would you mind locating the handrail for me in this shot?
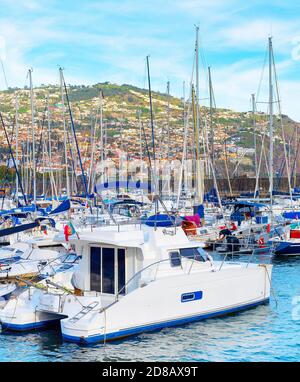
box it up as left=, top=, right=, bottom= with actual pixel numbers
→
left=116, top=258, right=171, bottom=298
left=102, top=253, right=203, bottom=310
left=102, top=251, right=218, bottom=313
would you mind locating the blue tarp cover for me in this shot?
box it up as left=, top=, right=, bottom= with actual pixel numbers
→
left=282, top=211, right=300, bottom=220
left=143, top=214, right=182, bottom=227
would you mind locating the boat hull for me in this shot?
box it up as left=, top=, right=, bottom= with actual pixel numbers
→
left=61, top=263, right=272, bottom=344
left=62, top=298, right=269, bottom=344
left=274, top=241, right=300, bottom=256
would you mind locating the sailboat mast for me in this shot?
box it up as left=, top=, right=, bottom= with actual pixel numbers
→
left=166, top=81, right=171, bottom=197
left=295, top=125, right=298, bottom=188
left=15, top=94, right=19, bottom=202
left=208, top=66, right=214, bottom=168
left=42, top=131, right=45, bottom=197
left=194, top=26, right=204, bottom=204
left=252, top=94, right=257, bottom=181
left=195, top=26, right=200, bottom=136
left=138, top=109, right=143, bottom=186
left=46, top=95, right=56, bottom=200
left=59, top=67, right=70, bottom=198
left=146, top=56, right=158, bottom=207
left=100, top=90, right=104, bottom=163
left=146, top=56, right=156, bottom=163
left=268, top=37, right=274, bottom=209
left=28, top=69, right=36, bottom=207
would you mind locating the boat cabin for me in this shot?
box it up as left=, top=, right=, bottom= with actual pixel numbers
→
left=67, top=225, right=210, bottom=303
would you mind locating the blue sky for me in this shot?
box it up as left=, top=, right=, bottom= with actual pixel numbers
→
left=1, top=0, right=300, bottom=120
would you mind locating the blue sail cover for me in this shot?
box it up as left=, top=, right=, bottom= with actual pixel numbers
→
left=282, top=211, right=300, bottom=220
left=143, top=214, right=182, bottom=227
left=0, top=204, right=36, bottom=217
left=204, top=188, right=218, bottom=203
left=0, top=218, right=56, bottom=238
left=49, top=199, right=71, bottom=215
left=0, top=221, right=39, bottom=237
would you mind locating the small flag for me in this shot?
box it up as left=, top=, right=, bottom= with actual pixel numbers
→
left=64, top=220, right=78, bottom=241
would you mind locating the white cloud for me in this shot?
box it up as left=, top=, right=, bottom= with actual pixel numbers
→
left=0, top=0, right=299, bottom=123
left=214, top=18, right=300, bottom=53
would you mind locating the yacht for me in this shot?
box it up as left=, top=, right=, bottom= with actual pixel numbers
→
left=0, top=223, right=273, bottom=344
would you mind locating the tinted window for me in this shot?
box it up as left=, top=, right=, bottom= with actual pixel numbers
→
left=169, top=251, right=181, bottom=267
left=179, top=247, right=207, bottom=262
left=90, top=247, right=101, bottom=292
left=102, top=247, right=115, bottom=294
left=118, top=248, right=126, bottom=295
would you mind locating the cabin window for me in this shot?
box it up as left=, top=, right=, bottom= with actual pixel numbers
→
left=90, top=247, right=101, bottom=292
left=102, top=247, right=115, bottom=294
left=118, top=248, right=126, bottom=295
left=90, top=246, right=126, bottom=295
left=169, top=251, right=181, bottom=267
left=179, top=247, right=208, bottom=262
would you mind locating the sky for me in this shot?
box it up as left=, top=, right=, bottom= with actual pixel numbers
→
left=0, top=0, right=300, bottom=120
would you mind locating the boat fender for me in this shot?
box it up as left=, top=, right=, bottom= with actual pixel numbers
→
left=64, top=224, right=72, bottom=242
left=230, top=222, right=237, bottom=231
left=258, top=237, right=265, bottom=248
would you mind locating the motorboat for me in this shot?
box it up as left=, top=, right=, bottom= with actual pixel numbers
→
left=0, top=223, right=272, bottom=344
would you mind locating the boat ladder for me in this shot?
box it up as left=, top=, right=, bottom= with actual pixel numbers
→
left=69, top=301, right=99, bottom=323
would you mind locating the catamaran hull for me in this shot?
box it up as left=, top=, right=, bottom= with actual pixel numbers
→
left=61, top=264, right=272, bottom=344
left=1, top=318, right=61, bottom=331
left=61, top=298, right=269, bottom=344
left=0, top=306, right=62, bottom=331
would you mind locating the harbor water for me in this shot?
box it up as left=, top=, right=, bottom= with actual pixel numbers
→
left=0, top=253, right=299, bottom=362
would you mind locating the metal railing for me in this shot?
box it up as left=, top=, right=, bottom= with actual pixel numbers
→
left=100, top=252, right=230, bottom=313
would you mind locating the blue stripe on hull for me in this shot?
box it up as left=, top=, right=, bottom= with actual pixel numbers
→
left=62, top=298, right=270, bottom=344
left=1, top=318, right=61, bottom=331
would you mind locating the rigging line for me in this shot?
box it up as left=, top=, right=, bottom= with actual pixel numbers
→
left=142, top=57, right=148, bottom=92
left=35, top=102, right=48, bottom=168
left=66, top=128, right=79, bottom=195
left=0, top=58, right=8, bottom=89
left=88, top=94, right=102, bottom=194
left=256, top=41, right=269, bottom=103
left=291, top=139, right=300, bottom=183
left=141, top=121, right=176, bottom=227
left=254, top=122, right=269, bottom=197
left=272, top=46, right=293, bottom=200
left=62, top=75, right=91, bottom=206
left=3, top=118, right=17, bottom=185
left=176, top=89, right=192, bottom=208
left=203, top=116, right=223, bottom=210
left=0, top=111, right=27, bottom=204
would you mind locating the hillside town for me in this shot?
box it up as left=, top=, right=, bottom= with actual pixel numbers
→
left=0, top=82, right=298, bottom=183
